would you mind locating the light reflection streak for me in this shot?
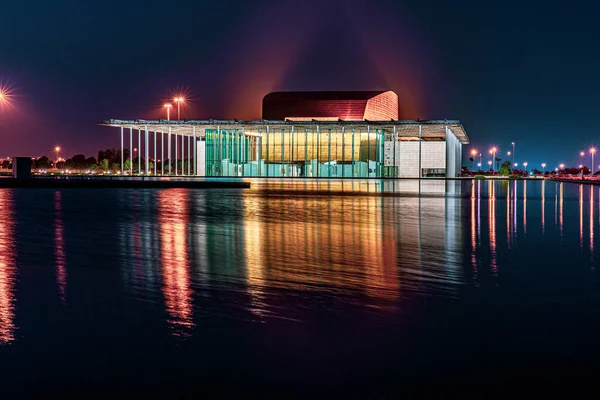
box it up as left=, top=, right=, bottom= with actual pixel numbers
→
left=158, top=189, right=194, bottom=336
left=513, top=180, right=517, bottom=241
left=506, top=181, right=511, bottom=249
left=488, top=180, right=497, bottom=274
left=0, top=190, right=16, bottom=344
left=471, top=180, right=477, bottom=274
left=54, top=191, right=67, bottom=303
left=591, top=187, right=595, bottom=262
left=580, top=184, right=583, bottom=250
left=523, top=180, right=527, bottom=235
left=477, top=180, right=481, bottom=246
left=541, top=180, right=545, bottom=234
left=560, top=182, right=564, bottom=240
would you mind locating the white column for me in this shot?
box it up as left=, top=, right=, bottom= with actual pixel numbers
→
left=418, top=124, right=422, bottom=178
left=193, top=126, right=197, bottom=176
left=168, top=127, right=172, bottom=176
left=154, top=131, right=157, bottom=175
left=138, top=129, right=141, bottom=174
left=129, top=127, right=133, bottom=176
left=120, top=126, right=124, bottom=175
left=145, top=125, right=149, bottom=175
left=188, top=134, right=191, bottom=175
left=175, top=131, right=178, bottom=176
left=161, top=131, right=164, bottom=176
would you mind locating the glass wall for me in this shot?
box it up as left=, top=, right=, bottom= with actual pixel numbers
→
left=204, top=125, right=451, bottom=178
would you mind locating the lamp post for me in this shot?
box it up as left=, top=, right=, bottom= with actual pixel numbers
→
left=542, top=163, right=546, bottom=173
left=164, top=103, right=172, bottom=121
left=591, top=148, right=596, bottom=176
left=479, top=153, right=482, bottom=168
left=511, top=142, right=515, bottom=167
left=507, top=151, right=511, bottom=172
left=489, top=147, right=497, bottom=173
left=55, top=146, right=61, bottom=168
left=470, top=149, right=477, bottom=173
left=580, top=151, right=585, bottom=168
left=523, top=162, right=528, bottom=173
left=173, top=96, right=185, bottom=120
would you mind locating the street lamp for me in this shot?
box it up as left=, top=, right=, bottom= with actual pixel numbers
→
left=488, top=160, right=492, bottom=171
left=541, top=163, right=546, bottom=170
left=470, top=149, right=477, bottom=173
left=163, top=103, right=172, bottom=121
left=590, top=147, right=596, bottom=176
left=580, top=151, right=585, bottom=167
left=559, top=163, right=565, bottom=170
left=511, top=142, right=515, bottom=168
left=173, top=96, right=185, bottom=120
left=55, top=146, right=61, bottom=167
left=523, top=162, right=528, bottom=173
left=489, top=147, right=497, bottom=172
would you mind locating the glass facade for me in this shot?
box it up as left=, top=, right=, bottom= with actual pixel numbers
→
left=204, top=126, right=423, bottom=178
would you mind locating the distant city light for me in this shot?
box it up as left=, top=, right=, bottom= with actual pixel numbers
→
left=559, top=163, right=565, bottom=169
left=173, top=96, right=185, bottom=120
left=514, top=163, right=518, bottom=167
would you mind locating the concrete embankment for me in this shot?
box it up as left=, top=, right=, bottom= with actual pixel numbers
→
left=0, top=177, right=250, bottom=189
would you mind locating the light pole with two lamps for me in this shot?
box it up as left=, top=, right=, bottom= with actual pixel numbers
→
left=591, top=147, right=596, bottom=176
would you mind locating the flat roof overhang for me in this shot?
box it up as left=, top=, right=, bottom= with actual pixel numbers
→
left=99, top=119, right=470, bottom=144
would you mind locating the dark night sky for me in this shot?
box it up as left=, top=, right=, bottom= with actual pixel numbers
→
left=1, top=0, right=599, bottom=169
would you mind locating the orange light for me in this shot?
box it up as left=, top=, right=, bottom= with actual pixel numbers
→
left=470, top=149, right=477, bottom=156
left=164, top=103, right=172, bottom=108
left=591, top=148, right=597, bottom=154
left=55, top=146, right=60, bottom=152
left=581, top=151, right=585, bottom=157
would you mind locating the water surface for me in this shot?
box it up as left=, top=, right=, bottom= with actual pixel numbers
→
left=0, top=179, right=599, bottom=393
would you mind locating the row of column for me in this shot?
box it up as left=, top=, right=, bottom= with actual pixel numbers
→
left=119, top=125, right=198, bottom=176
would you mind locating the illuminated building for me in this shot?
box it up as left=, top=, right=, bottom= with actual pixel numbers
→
left=100, top=91, right=469, bottom=178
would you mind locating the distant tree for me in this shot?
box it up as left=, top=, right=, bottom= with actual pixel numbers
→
left=110, top=163, right=120, bottom=172
left=99, top=159, right=110, bottom=172
left=499, top=160, right=511, bottom=176
left=90, top=164, right=100, bottom=171
left=34, top=156, right=51, bottom=169
left=85, top=156, right=97, bottom=168
left=56, top=161, right=66, bottom=169
left=1, top=159, right=12, bottom=169
left=148, top=161, right=154, bottom=173
left=97, top=148, right=120, bottom=165
left=70, top=154, right=87, bottom=170
left=124, top=159, right=132, bottom=172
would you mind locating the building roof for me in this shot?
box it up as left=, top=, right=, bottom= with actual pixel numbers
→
left=99, top=119, right=470, bottom=144
left=262, top=90, right=399, bottom=121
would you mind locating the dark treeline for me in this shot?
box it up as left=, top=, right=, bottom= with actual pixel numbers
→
left=1, top=148, right=193, bottom=173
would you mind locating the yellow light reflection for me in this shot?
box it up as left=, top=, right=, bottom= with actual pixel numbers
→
left=158, top=189, right=194, bottom=336
left=54, top=191, right=67, bottom=303
left=0, top=190, right=16, bottom=344
left=471, top=180, right=477, bottom=273
left=241, top=194, right=399, bottom=307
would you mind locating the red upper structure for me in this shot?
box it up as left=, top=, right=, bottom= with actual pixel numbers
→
left=262, top=91, right=399, bottom=121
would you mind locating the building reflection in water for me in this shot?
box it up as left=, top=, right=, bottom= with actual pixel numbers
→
left=158, top=189, right=194, bottom=336
left=54, top=191, right=67, bottom=303
left=0, top=190, right=16, bottom=344
left=239, top=182, right=468, bottom=309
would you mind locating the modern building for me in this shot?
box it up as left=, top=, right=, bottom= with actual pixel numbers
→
left=100, top=90, right=469, bottom=178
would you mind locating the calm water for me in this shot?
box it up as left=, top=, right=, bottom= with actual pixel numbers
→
left=1, top=179, right=600, bottom=393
